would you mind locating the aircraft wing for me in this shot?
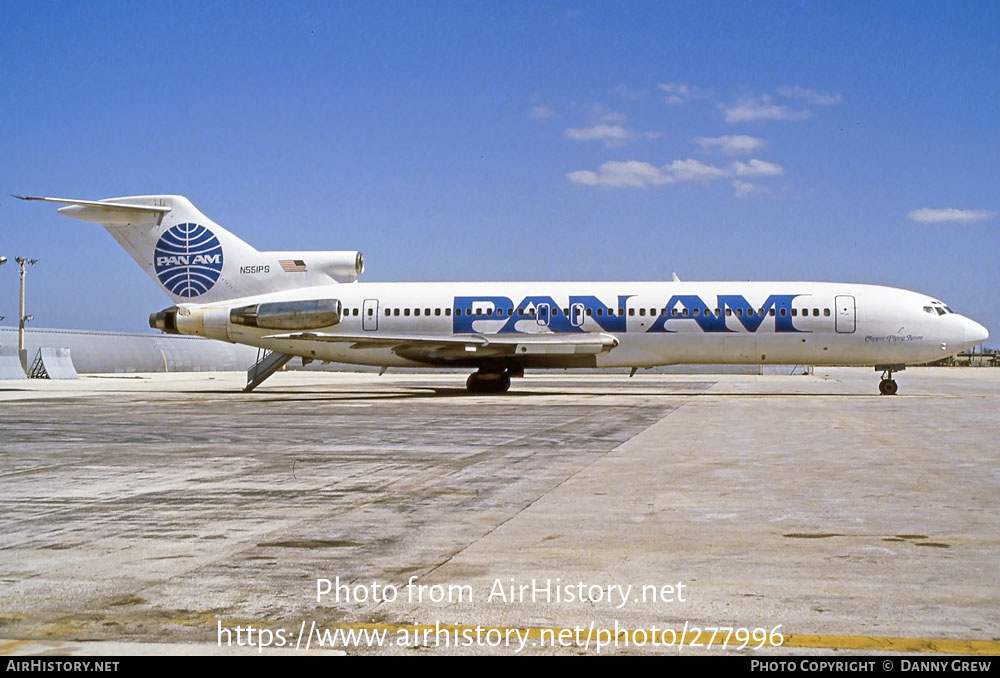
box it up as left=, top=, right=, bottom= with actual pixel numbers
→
left=262, top=332, right=619, bottom=360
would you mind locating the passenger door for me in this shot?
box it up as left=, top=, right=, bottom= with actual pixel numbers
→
left=363, top=298, right=379, bottom=331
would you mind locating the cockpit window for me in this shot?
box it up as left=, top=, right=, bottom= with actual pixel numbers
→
left=926, top=301, right=955, bottom=315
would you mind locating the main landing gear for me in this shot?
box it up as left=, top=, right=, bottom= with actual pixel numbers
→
left=877, top=365, right=904, bottom=395
left=466, top=369, right=512, bottom=393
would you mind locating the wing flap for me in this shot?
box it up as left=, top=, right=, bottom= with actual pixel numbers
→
left=262, top=332, right=619, bottom=359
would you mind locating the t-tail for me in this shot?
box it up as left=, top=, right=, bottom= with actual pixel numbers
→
left=15, top=195, right=364, bottom=304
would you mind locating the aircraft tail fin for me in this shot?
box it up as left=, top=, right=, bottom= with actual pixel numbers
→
left=17, top=195, right=364, bottom=304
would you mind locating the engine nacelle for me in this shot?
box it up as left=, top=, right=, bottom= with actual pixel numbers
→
left=229, top=298, right=342, bottom=330
left=318, top=251, right=364, bottom=282
left=149, top=307, right=180, bottom=334
left=276, top=251, right=364, bottom=282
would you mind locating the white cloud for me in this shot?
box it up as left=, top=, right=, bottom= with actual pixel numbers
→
left=564, top=124, right=631, bottom=147
left=611, top=84, right=648, bottom=101
left=907, top=208, right=996, bottom=223
left=643, top=130, right=663, bottom=140
left=664, top=158, right=728, bottom=181
left=732, top=180, right=769, bottom=198
left=529, top=104, right=555, bottom=119
left=695, top=134, right=766, bottom=155
left=568, top=161, right=670, bottom=187
left=778, top=86, right=842, bottom=106
left=721, top=96, right=811, bottom=123
left=567, top=158, right=727, bottom=187
left=733, top=158, right=786, bottom=176
left=599, top=111, right=627, bottom=124
left=568, top=156, right=786, bottom=189
left=658, top=82, right=692, bottom=105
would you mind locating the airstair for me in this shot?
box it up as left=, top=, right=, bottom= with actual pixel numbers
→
left=244, top=348, right=294, bottom=392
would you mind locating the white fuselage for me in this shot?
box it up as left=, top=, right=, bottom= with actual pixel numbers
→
left=176, top=280, right=987, bottom=369
left=22, top=194, right=988, bottom=382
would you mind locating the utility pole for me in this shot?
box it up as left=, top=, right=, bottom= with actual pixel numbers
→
left=15, top=257, right=37, bottom=371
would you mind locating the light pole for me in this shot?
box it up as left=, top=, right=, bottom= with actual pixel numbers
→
left=0, top=256, right=6, bottom=322
left=15, top=257, right=37, bottom=371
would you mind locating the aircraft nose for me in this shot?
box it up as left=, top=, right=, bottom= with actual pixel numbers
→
left=963, top=317, right=989, bottom=349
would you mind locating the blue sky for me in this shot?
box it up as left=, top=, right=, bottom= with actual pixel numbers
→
left=1, top=1, right=997, bottom=342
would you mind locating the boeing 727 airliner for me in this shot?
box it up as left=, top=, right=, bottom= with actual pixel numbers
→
left=18, top=194, right=989, bottom=394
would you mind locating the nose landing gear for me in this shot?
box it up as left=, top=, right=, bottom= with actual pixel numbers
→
left=876, top=365, right=904, bottom=395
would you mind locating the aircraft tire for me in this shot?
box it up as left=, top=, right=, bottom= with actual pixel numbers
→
left=879, top=379, right=898, bottom=396
left=466, top=372, right=511, bottom=394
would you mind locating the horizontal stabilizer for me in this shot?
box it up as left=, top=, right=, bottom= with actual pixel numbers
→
left=15, top=195, right=171, bottom=226
left=14, top=195, right=172, bottom=213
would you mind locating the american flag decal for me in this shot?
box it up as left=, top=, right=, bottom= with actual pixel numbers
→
left=279, top=259, right=307, bottom=273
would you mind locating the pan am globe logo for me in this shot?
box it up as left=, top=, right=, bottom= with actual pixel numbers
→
left=153, top=223, right=224, bottom=297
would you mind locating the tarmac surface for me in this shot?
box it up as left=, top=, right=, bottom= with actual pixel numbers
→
left=1, top=368, right=998, bottom=656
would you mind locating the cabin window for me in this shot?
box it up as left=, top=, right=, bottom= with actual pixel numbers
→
left=779, top=308, right=786, bottom=316
left=823, top=308, right=831, bottom=317
left=435, top=308, right=441, bottom=316
left=445, top=308, right=451, bottom=316
left=394, top=309, right=400, bottom=316
left=629, top=308, right=636, bottom=316
left=791, top=308, right=798, bottom=316
left=813, top=308, right=819, bottom=316
left=726, top=308, right=732, bottom=317
left=639, top=308, right=646, bottom=316
left=586, top=308, right=592, bottom=316
left=736, top=308, right=743, bottom=317
left=404, top=308, right=411, bottom=316
left=769, top=308, right=775, bottom=317
left=596, top=308, right=603, bottom=316
left=671, top=308, right=678, bottom=317
left=476, top=309, right=483, bottom=316
left=384, top=309, right=390, bottom=316
left=414, top=309, right=421, bottom=316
